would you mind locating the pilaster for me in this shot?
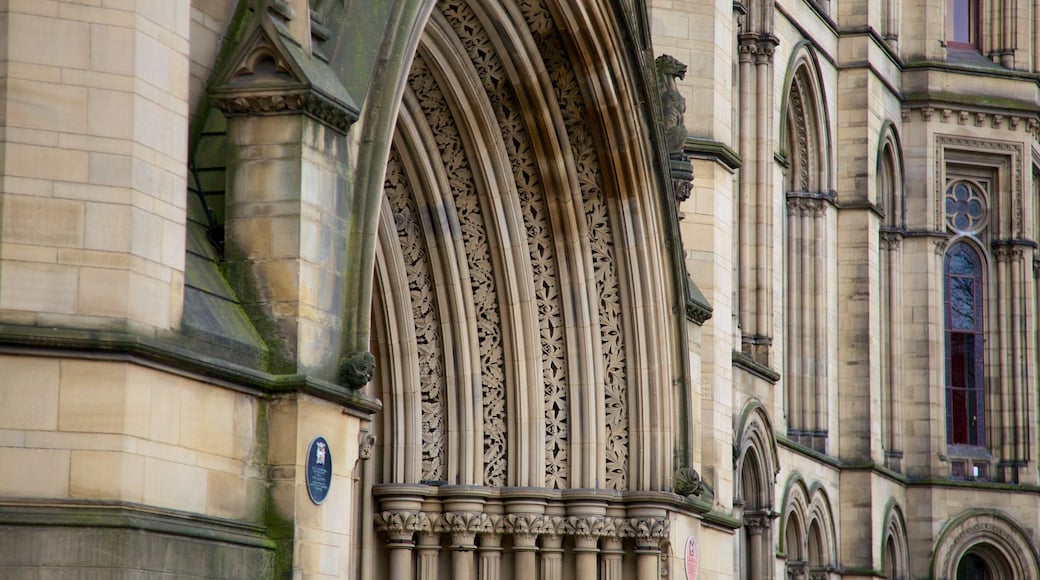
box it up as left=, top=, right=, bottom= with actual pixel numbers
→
left=209, top=1, right=360, bottom=381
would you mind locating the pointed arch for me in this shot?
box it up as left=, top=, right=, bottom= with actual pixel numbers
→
left=806, top=484, right=838, bottom=574
left=780, top=43, right=832, bottom=197
left=932, top=510, right=1040, bottom=580
left=779, top=475, right=810, bottom=560
left=878, top=121, right=906, bottom=471
left=736, top=400, right=779, bottom=580
left=782, top=42, right=834, bottom=453
left=881, top=502, right=910, bottom=580
left=371, top=0, right=691, bottom=498
left=877, top=122, right=905, bottom=228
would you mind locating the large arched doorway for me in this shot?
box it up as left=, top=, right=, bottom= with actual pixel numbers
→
left=368, top=0, right=692, bottom=578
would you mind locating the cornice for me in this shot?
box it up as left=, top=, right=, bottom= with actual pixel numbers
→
left=0, top=324, right=381, bottom=416
left=0, top=499, right=274, bottom=549
left=684, top=136, right=742, bottom=171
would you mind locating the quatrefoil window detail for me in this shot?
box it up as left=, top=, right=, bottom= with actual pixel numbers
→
left=945, top=180, right=987, bottom=233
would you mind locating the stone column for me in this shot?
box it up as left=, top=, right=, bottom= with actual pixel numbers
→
left=601, top=537, right=624, bottom=580
left=539, top=533, right=563, bottom=580
left=574, top=534, right=600, bottom=580
left=416, top=531, right=441, bottom=580
left=881, top=231, right=904, bottom=470
left=745, top=514, right=772, bottom=580
left=375, top=511, right=420, bottom=580
left=478, top=533, right=502, bottom=580
left=628, top=517, right=668, bottom=580
left=514, top=533, right=541, bottom=580
left=450, top=529, right=477, bottom=580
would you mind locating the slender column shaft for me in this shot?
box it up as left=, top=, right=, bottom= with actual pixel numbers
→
left=451, top=533, right=476, bottom=580
left=739, top=44, right=755, bottom=340
left=801, top=206, right=814, bottom=434
left=787, top=201, right=802, bottom=434
left=755, top=49, right=772, bottom=350
left=889, top=238, right=904, bottom=458
left=601, top=537, right=624, bottom=580
left=574, top=535, right=599, bottom=580
left=1012, top=253, right=1023, bottom=463
left=539, top=534, right=563, bottom=580
left=636, top=548, right=660, bottom=580
left=998, top=254, right=1012, bottom=461
left=748, top=526, right=764, bottom=580
left=416, top=532, right=440, bottom=580
left=813, top=205, right=827, bottom=447
left=478, top=534, right=502, bottom=580
left=515, top=534, right=540, bottom=580
left=388, top=536, right=416, bottom=580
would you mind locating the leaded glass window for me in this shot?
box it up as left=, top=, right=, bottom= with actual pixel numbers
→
left=944, top=242, right=985, bottom=446
left=945, top=180, right=987, bottom=233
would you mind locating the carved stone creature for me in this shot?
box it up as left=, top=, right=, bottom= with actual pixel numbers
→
left=674, top=466, right=714, bottom=500
left=656, top=54, right=689, bottom=158
left=340, top=351, right=376, bottom=388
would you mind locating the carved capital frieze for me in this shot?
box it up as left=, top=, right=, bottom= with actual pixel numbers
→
left=375, top=510, right=424, bottom=543
left=620, top=517, right=670, bottom=544
left=565, top=515, right=608, bottom=539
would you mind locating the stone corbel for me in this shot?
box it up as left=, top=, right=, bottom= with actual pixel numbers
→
left=209, top=2, right=359, bottom=134
left=340, top=351, right=376, bottom=389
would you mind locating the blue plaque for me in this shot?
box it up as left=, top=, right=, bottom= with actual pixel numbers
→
left=306, top=436, right=332, bottom=505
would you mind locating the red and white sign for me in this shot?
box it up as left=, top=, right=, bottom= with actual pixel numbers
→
left=685, top=536, right=699, bottom=580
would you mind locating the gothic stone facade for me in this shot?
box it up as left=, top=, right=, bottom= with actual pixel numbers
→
left=1, top=0, right=1039, bottom=579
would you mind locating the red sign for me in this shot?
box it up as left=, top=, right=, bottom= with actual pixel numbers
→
left=685, top=536, right=699, bottom=580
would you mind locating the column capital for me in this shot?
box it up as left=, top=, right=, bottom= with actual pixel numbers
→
left=375, top=510, right=427, bottom=544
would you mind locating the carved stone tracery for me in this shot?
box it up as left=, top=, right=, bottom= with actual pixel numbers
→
left=439, top=0, right=574, bottom=489
left=518, top=0, right=630, bottom=490
left=407, top=51, right=509, bottom=487
left=384, top=147, right=447, bottom=483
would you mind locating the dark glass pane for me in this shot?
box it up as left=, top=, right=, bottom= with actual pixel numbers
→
left=945, top=242, right=984, bottom=448
left=950, top=388, right=968, bottom=444
left=967, top=199, right=983, bottom=218
left=954, top=183, right=970, bottom=200
left=951, top=0, right=971, bottom=43
left=949, top=277, right=976, bottom=330
left=950, top=334, right=968, bottom=387
left=968, top=389, right=979, bottom=446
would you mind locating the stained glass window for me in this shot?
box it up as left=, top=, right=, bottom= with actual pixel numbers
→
left=944, top=242, right=985, bottom=446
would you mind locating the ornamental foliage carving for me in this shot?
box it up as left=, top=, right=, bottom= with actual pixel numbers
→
left=384, top=147, right=446, bottom=483
left=441, top=0, right=573, bottom=490
left=380, top=510, right=670, bottom=545
left=519, top=0, right=630, bottom=490
left=407, top=52, right=509, bottom=487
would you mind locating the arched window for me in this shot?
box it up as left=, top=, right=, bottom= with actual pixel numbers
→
left=944, top=242, right=985, bottom=447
